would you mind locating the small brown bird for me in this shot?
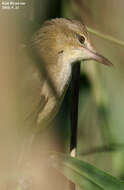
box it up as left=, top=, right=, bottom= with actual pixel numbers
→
left=22, top=18, right=112, bottom=130
left=16, top=18, right=112, bottom=188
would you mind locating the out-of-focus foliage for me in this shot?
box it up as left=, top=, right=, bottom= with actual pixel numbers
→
left=61, top=0, right=124, bottom=180
left=50, top=152, right=124, bottom=190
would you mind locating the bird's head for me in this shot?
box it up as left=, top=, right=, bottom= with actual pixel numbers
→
left=32, top=18, right=112, bottom=67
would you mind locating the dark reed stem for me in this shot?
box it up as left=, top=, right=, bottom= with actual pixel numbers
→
left=70, top=62, right=80, bottom=190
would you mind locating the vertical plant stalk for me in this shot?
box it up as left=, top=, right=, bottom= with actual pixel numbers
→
left=70, top=62, right=80, bottom=190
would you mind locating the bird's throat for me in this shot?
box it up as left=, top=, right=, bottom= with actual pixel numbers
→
left=46, top=58, right=72, bottom=97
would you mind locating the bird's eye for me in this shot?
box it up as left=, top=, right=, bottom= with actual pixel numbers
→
left=77, top=35, right=85, bottom=44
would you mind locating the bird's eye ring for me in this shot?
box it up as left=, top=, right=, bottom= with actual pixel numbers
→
left=77, top=35, right=85, bottom=44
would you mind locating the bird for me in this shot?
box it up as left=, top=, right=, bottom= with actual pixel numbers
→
left=16, top=18, right=112, bottom=187
left=20, top=18, right=112, bottom=132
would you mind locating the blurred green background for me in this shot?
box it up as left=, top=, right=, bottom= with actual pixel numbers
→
left=0, top=0, right=124, bottom=189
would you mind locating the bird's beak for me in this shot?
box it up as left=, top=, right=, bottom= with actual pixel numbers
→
left=82, top=45, right=113, bottom=66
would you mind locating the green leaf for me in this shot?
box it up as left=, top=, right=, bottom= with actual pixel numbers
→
left=50, top=152, right=124, bottom=190
left=59, top=162, right=103, bottom=190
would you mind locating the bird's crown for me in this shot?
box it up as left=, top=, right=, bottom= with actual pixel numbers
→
left=32, top=18, right=112, bottom=67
